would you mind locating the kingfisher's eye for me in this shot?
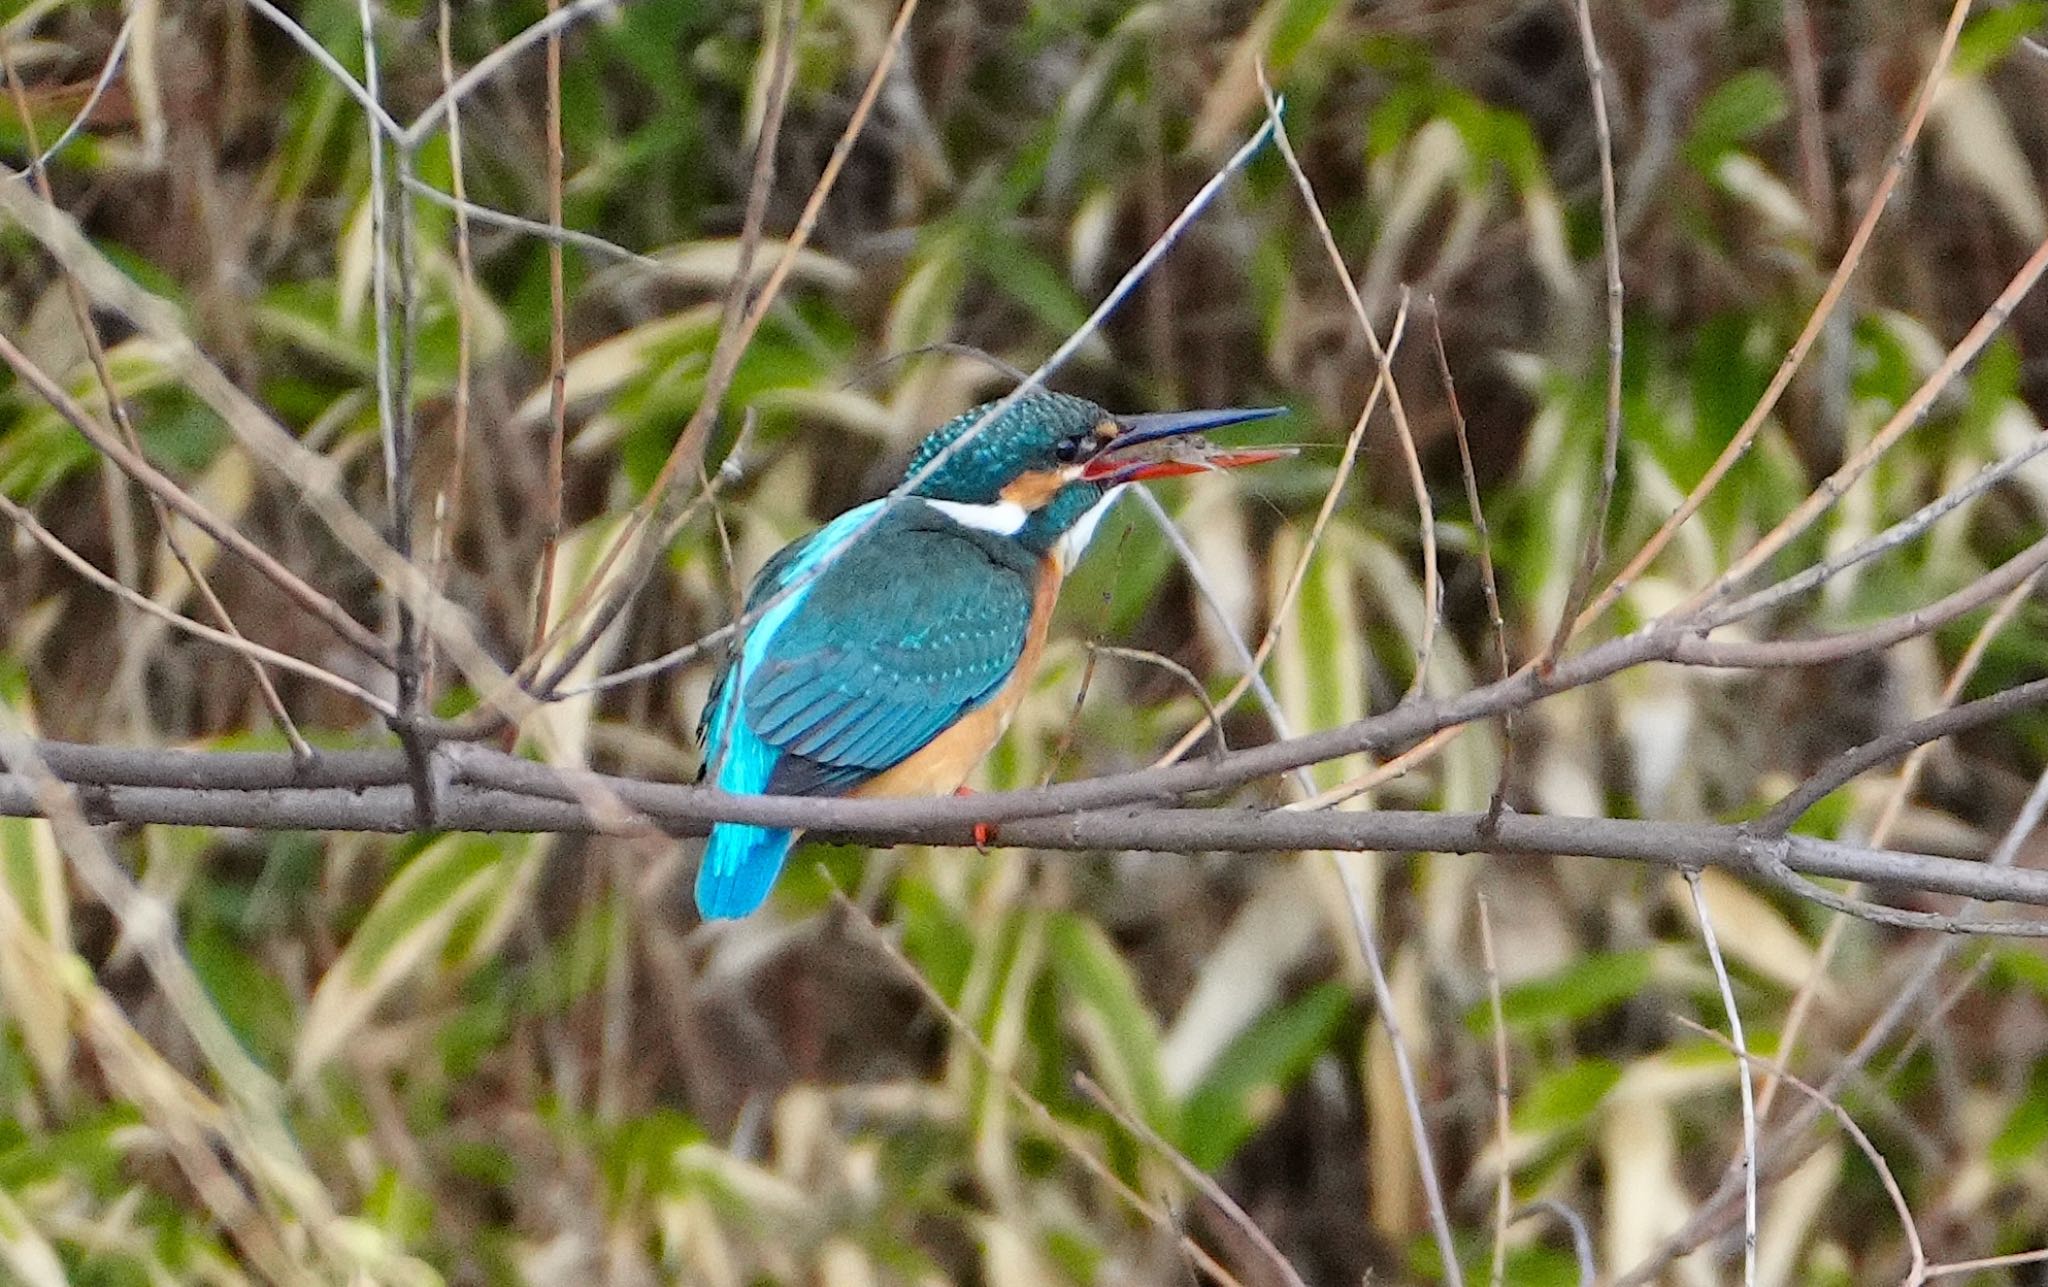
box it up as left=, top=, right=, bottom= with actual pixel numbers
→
left=1054, top=435, right=1086, bottom=463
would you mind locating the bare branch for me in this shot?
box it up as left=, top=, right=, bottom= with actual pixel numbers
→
left=1761, top=675, right=2048, bottom=835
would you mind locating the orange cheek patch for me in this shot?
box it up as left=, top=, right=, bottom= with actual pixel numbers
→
left=999, top=469, right=1067, bottom=509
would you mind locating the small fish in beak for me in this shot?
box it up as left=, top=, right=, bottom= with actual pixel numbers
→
left=1081, top=406, right=1294, bottom=484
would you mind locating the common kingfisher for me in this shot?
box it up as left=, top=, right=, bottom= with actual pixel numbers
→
left=694, top=391, right=1285, bottom=919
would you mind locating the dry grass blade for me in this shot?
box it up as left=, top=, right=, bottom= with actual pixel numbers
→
left=1074, top=1072, right=1309, bottom=1287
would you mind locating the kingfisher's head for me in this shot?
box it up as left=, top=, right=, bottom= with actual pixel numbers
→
left=903, top=392, right=1286, bottom=560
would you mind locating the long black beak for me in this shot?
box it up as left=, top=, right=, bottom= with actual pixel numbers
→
left=1106, top=406, right=1286, bottom=452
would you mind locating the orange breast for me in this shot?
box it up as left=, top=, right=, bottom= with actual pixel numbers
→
left=850, top=558, right=1062, bottom=800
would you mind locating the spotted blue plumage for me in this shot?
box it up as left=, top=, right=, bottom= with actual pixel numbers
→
left=695, top=500, right=1037, bottom=919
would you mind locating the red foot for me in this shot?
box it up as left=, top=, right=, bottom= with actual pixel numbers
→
left=954, top=785, right=999, bottom=852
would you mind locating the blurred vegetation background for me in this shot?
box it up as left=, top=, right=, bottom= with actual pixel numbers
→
left=5, top=0, right=2048, bottom=1282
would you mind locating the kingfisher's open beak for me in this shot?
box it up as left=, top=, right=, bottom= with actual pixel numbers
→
left=1081, top=406, right=1291, bottom=484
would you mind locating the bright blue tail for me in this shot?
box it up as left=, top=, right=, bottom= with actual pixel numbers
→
left=696, top=823, right=796, bottom=919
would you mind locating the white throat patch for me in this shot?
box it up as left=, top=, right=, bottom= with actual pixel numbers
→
left=1054, top=484, right=1127, bottom=572
left=925, top=498, right=1030, bottom=536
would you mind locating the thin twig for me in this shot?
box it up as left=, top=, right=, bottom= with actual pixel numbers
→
left=16, top=11, right=134, bottom=171
left=402, top=0, right=625, bottom=148
left=1, top=32, right=310, bottom=759
left=361, top=0, right=432, bottom=817
left=529, top=0, right=570, bottom=657
left=1258, top=73, right=1440, bottom=701
left=0, top=494, right=398, bottom=718
left=1673, top=1017, right=1923, bottom=1282
left=1512, top=1200, right=1595, bottom=1287
left=1477, top=895, right=1512, bottom=1287
left=1431, top=305, right=1510, bottom=829
left=1281, top=724, right=1465, bottom=812
left=1686, top=870, right=1757, bottom=1285
left=1074, top=1074, right=1308, bottom=1287
left=238, top=0, right=404, bottom=140
left=828, top=889, right=1250, bottom=1287
left=1543, top=0, right=1624, bottom=669
left=1919, top=1248, right=2048, bottom=1281
left=1089, top=646, right=1229, bottom=758
left=1155, top=294, right=1410, bottom=767
left=1575, top=0, right=1972, bottom=636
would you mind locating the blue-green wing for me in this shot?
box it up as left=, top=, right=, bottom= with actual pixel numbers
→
left=742, top=508, right=1036, bottom=795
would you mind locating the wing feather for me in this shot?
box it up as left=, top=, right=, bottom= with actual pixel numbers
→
left=735, top=504, right=1037, bottom=791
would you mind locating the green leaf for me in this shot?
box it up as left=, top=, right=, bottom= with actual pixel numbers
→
left=1471, top=951, right=1655, bottom=1032
left=1685, top=70, right=1788, bottom=169
left=1955, top=2, right=2048, bottom=78
left=1180, top=983, right=1350, bottom=1169
left=1049, top=914, right=1175, bottom=1137
left=1512, top=1058, right=1624, bottom=1134
left=1991, top=1062, right=2048, bottom=1172
left=973, top=234, right=1092, bottom=341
